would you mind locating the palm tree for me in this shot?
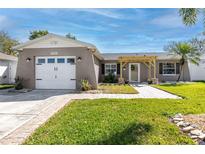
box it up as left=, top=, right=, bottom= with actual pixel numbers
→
left=179, top=8, right=201, bottom=26
left=164, top=42, right=201, bottom=81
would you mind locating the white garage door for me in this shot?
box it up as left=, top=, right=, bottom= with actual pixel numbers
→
left=35, top=56, right=76, bottom=89
left=188, top=59, right=205, bottom=81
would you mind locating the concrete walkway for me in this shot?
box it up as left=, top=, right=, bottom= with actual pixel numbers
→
left=131, top=83, right=180, bottom=98
left=0, top=85, right=180, bottom=144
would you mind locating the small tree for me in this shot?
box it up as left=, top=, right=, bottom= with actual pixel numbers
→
left=65, top=33, right=76, bottom=40
left=164, top=42, right=201, bottom=81
left=0, top=31, right=19, bottom=55
left=29, top=30, right=49, bottom=40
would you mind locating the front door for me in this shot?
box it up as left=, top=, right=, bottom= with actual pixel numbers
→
left=129, top=63, right=140, bottom=82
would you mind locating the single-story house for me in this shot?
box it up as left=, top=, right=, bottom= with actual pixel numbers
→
left=13, top=33, right=205, bottom=90
left=0, top=52, right=18, bottom=84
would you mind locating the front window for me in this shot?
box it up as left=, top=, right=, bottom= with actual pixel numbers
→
left=47, top=58, right=55, bottom=63
left=67, top=58, right=75, bottom=64
left=162, top=63, right=176, bottom=75
left=105, top=63, right=117, bottom=75
left=57, top=58, right=65, bottom=63
left=37, top=58, right=45, bottom=64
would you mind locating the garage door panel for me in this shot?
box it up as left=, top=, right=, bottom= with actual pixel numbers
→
left=35, top=56, right=76, bottom=89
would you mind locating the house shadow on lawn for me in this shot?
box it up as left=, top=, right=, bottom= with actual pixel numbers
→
left=88, top=123, right=152, bottom=145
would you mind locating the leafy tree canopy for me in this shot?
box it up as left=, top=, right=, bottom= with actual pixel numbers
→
left=29, top=30, right=49, bottom=40
left=0, top=31, right=19, bottom=56
left=65, top=33, right=77, bottom=40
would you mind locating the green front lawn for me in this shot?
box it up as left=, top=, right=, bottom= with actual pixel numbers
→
left=24, top=82, right=205, bottom=145
left=0, top=84, right=14, bottom=90
left=98, top=84, right=138, bottom=94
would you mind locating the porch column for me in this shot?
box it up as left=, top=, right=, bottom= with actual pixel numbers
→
left=120, top=61, right=123, bottom=79
left=153, top=59, right=156, bottom=79
left=148, top=62, right=151, bottom=80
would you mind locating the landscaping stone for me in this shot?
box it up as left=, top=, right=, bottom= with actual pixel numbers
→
left=190, top=124, right=198, bottom=128
left=189, top=135, right=198, bottom=139
left=176, top=121, right=190, bottom=127
left=199, top=141, right=205, bottom=145
left=182, top=126, right=195, bottom=132
left=173, top=117, right=183, bottom=121
left=176, top=121, right=184, bottom=126
left=172, top=113, right=205, bottom=145
left=174, top=113, right=183, bottom=118
left=198, top=134, right=205, bottom=140
left=190, top=129, right=202, bottom=136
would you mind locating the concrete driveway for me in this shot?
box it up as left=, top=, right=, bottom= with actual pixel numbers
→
left=0, top=89, right=72, bottom=141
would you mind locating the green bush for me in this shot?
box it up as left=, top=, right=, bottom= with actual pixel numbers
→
left=147, top=79, right=153, bottom=84
left=81, top=79, right=92, bottom=91
left=15, top=76, right=24, bottom=90
left=103, top=73, right=117, bottom=83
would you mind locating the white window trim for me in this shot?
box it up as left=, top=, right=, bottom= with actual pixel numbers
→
left=104, top=63, right=117, bottom=76
left=162, top=62, right=177, bottom=76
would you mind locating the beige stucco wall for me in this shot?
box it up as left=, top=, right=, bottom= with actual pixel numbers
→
left=100, top=59, right=191, bottom=82
left=156, top=60, right=190, bottom=82
left=16, top=47, right=98, bottom=90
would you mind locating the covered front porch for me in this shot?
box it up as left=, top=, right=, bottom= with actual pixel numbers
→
left=118, top=55, right=158, bottom=84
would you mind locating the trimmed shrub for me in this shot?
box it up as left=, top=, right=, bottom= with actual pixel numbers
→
left=15, top=76, right=24, bottom=90
left=103, top=73, right=117, bottom=83
left=81, top=79, right=92, bottom=91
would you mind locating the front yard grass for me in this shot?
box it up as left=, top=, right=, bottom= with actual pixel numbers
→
left=24, top=82, right=205, bottom=145
left=0, top=84, right=14, bottom=90
left=98, top=84, right=138, bottom=94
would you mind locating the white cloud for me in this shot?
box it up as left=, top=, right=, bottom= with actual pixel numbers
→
left=67, top=22, right=107, bottom=31
left=150, top=11, right=185, bottom=28
left=0, top=15, right=11, bottom=30
left=72, top=9, right=124, bottom=19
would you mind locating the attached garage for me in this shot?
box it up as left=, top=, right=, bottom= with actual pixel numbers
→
left=14, top=33, right=102, bottom=90
left=35, top=56, right=76, bottom=89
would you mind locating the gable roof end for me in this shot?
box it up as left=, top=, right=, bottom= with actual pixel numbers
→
left=0, top=52, right=18, bottom=61
left=13, top=33, right=103, bottom=60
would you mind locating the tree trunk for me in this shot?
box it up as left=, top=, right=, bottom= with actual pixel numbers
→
left=177, top=64, right=184, bottom=82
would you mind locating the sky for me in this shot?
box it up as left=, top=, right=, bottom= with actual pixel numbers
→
left=0, top=8, right=203, bottom=53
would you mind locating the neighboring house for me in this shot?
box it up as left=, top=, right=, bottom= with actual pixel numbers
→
left=0, top=52, right=18, bottom=84
left=188, top=54, right=205, bottom=81
left=13, top=33, right=203, bottom=90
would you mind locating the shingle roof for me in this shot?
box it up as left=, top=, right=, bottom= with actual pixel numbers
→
left=0, top=52, right=18, bottom=61
left=101, top=52, right=180, bottom=60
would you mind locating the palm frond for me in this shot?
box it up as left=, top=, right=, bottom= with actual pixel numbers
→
left=179, top=8, right=199, bottom=26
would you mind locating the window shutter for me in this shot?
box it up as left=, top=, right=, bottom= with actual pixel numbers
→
left=176, top=63, right=180, bottom=74
left=117, top=63, right=120, bottom=75
left=101, top=64, right=105, bottom=74
left=159, top=63, right=163, bottom=74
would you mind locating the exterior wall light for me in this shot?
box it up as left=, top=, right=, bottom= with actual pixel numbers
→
left=26, top=57, right=31, bottom=62
left=77, top=57, right=82, bottom=62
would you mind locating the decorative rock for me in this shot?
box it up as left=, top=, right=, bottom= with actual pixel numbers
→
left=173, top=117, right=183, bottom=121
left=190, top=135, right=198, bottom=139
left=198, top=134, right=205, bottom=140
left=182, top=126, right=195, bottom=132
left=199, top=141, right=205, bottom=145
left=190, top=124, right=198, bottom=128
left=176, top=121, right=190, bottom=127
left=190, top=129, right=202, bottom=136
left=176, top=121, right=184, bottom=126
left=174, top=113, right=183, bottom=118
